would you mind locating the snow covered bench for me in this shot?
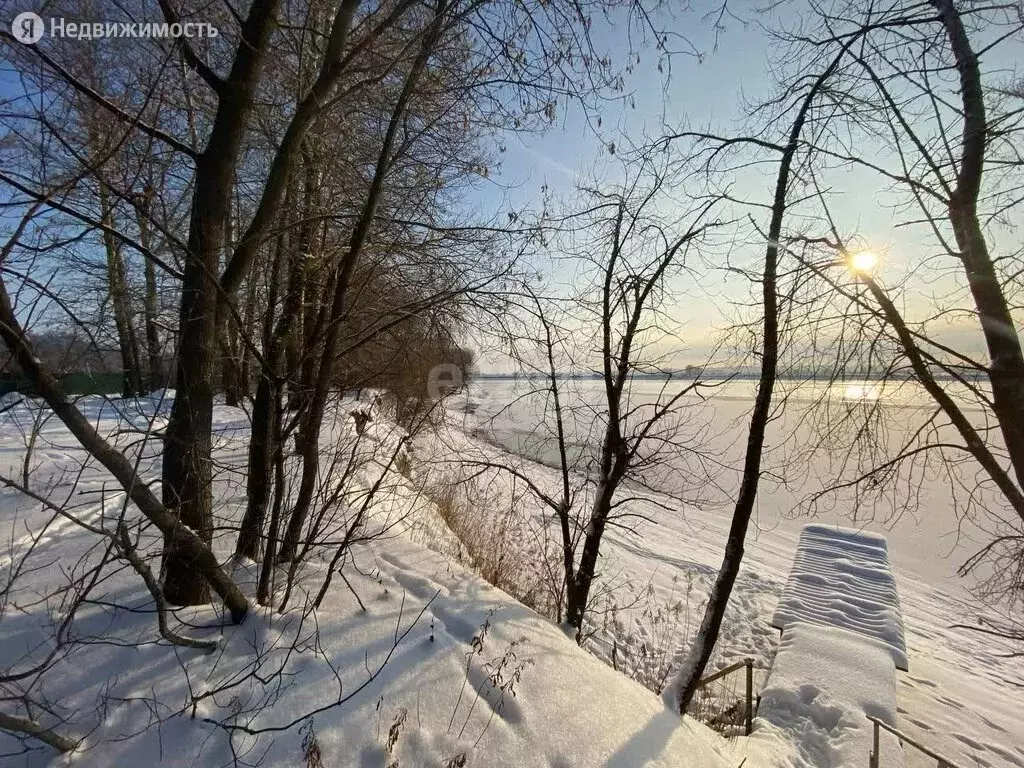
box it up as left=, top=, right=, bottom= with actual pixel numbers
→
left=770, top=524, right=907, bottom=671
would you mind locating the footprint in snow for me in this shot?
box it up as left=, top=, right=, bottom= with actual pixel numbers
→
left=429, top=605, right=484, bottom=646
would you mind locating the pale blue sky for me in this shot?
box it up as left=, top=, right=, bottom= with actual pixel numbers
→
left=466, top=3, right=1024, bottom=373
left=463, top=6, right=777, bottom=370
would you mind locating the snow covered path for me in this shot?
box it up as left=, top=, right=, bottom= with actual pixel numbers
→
left=755, top=623, right=903, bottom=768
left=756, top=525, right=905, bottom=768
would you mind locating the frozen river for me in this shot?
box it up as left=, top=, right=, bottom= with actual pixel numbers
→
left=460, top=375, right=999, bottom=589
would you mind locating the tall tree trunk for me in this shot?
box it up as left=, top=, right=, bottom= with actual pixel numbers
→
left=99, top=182, right=143, bottom=397
left=162, top=162, right=227, bottom=606
left=82, top=44, right=142, bottom=397
left=933, top=0, right=1024, bottom=487
left=237, top=213, right=289, bottom=563
left=257, top=394, right=286, bottom=604
left=278, top=1, right=450, bottom=562
left=158, top=36, right=272, bottom=606
left=161, top=0, right=281, bottom=606
left=565, top=477, right=615, bottom=634
left=135, top=194, right=163, bottom=392
left=564, top=201, right=632, bottom=638
left=221, top=329, right=245, bottom=406
left=220, top=191, right=247, bottom=407
left=285, top=145, right=318, bottom=399
left=238, top=151, right=315, bottom=564
left=238, top=374, right=276, bottom=562
left=291, top=245, right=328, bottom=417
left=663, top=45, right=850, bottom=715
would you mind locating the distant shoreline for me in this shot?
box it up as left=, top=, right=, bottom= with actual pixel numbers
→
left=473, top=370, right=972, bottom=383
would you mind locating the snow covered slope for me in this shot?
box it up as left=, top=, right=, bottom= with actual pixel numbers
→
left=2, top=387, right=1021, bottom=768
left=0, top=394, right=737, bottom=768
left=442, top=380, right=1024, bottom=768
left=53, top=540, right=737, bottom=768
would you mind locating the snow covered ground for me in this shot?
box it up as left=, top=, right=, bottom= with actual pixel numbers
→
left=754, top=622, right=903, bottom=768
left=0, top=382, right=1020, bottom=767
left=0, top=392, right=743, bottom=768
left=434, top=378, right=1024, bottom=768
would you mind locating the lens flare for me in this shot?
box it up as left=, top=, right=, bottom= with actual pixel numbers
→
left=843, top=384, right=880, bottom=401
left=850, top=250, right=878, bottom=273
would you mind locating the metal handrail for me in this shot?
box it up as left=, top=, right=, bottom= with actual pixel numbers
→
left=695, top=658, right=755, bottom=735
left=867, top=715, right=967, bottom=768
left=698, top=658, right=750, bottom=686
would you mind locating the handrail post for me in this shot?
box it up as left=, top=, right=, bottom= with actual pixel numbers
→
left=867, top=712, right=970, bottom=768
left=869, top=719, right=879, bottom=768
left=744, top=658, right=753, bottom=736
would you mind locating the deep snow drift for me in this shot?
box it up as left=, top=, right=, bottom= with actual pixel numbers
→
left=771, top=525, right=907, bottom=671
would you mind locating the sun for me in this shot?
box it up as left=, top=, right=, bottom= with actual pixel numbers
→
left=849, top=250, right=878, bottom=273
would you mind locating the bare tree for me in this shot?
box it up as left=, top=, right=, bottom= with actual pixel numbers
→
left=436, top=161, right=726, bottom=639
left=749, top=0, right=1024, bottom=605
left=564, top=182, right=721, bottom=637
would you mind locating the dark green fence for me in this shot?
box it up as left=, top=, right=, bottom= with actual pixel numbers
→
left=0, top=372, right=125, bottom=397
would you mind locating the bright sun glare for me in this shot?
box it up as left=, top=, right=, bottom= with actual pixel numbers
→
left=850, top=250, right=879, bottom=273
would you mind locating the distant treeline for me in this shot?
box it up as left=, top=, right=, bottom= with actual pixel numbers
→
left=476, top=369, right=976, bottom=382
